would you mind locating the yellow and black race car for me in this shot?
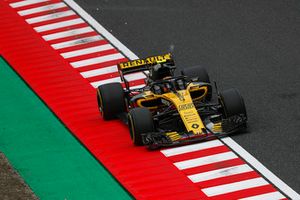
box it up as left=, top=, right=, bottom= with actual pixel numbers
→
left=97, top=53, right=247, bottom=149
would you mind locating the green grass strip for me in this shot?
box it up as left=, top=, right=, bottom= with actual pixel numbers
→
left=0, top=57, right=132, bottom=200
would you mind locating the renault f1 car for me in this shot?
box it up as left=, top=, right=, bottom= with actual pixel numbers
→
left=97, top=53, right=247, bottom=149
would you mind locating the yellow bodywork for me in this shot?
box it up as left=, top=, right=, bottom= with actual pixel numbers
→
left=137, top=84, right=208, bottom=135
left=163, top=90, right=205, bottom=134
left=166, top=132, right=181, bottom=141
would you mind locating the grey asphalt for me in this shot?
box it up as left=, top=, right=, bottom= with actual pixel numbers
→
left=75, top=0, right=300, bottom=194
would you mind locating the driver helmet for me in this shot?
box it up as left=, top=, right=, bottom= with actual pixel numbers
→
left=149, top=64, right=173, bottom=81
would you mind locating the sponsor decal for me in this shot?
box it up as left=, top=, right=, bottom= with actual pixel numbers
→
left=178, top=103, right=195, bottom=111
left=119, top=53, right=172, bottom=69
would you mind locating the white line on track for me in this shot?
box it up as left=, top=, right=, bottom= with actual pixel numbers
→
left=18, top=2, right=67, bottom=16
left=188, top=164, right=253, bottom=183
left=42, top=27, right=94, bottom=41
left=70, top=53, right=124, bottom=68
left=202, top=177, right=269, bottom=197
left=26, top=10, right=75, bottom=24
left=239, top=191, right=286, bottom=200
left=51, top=35, right=103, bottom=50
left=10, top=0, right=49, bottom=8
left=34, top=18, right=85, bottom=32
left=61, top=44, right=114, bottom=58
left=63, top=0, right=300, bottom=199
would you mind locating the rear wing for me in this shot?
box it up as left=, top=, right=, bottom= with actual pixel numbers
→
left=118, top=53, right=174, bottom=80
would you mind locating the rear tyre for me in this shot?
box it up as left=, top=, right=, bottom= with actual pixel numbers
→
left=97, top=82, right=126, bottom=120
left=128, top=107, right=155, bottom=146
left=219, top=88, right=247, bottom=119
left=181, top=66, right=212, bottom=100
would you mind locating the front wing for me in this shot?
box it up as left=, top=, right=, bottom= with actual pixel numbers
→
left=142, top=114, right=247, bottom=150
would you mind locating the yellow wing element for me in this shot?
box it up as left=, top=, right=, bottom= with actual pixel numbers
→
left=166, top=132, right=181, bottom=141
left=212, top=122, right=223, bottom=133
left=118, top=53, right=172, bottom=70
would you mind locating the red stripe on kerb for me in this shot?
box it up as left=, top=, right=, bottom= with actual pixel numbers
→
left=65, top=48, right=118, bottom=62
left=56, top=39, right=108, bottom=53
left=86, top=72, right=119, bottom=83
left=167, top=145, right=230, bottom=163
left=75, top=58, right=127, bottom=72
left=208, top=185, right=277, bottom=200
left=127, top=79, right=146, bottom=87
left=21, top=6, right=70, bottom=19
left=195, top=171, right=260, bottom=188
left=46, top=31, right=99, bottom=45
left=29, top=14, right=78, bottom=27
left=38, top=23, right=89, bottom=35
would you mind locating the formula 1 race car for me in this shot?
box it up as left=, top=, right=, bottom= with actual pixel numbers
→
left=97, top=53, right=247, bottom=149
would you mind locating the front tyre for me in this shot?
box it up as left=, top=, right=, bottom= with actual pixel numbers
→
left=128, top=107, right=155, bottom=146
left=181, top=66, right=210, bottom=83
left=219, top=88, right=247, bottom=119
left=97, top=82, right=126, bottom=120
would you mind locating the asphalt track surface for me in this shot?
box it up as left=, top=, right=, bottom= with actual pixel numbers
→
left=75, top=0, right=300, bottom=194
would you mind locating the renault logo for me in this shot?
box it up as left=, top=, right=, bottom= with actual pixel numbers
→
left=192, top=124, right=199, bottom=129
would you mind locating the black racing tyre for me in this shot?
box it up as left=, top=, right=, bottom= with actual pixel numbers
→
left=219, top=88, right=247, bottom=119
left=97, top=82, right=126, bottom=120
left=181, top=66, right=212, bottom=100
left=128, top=107, right=155, bottom=146
left=181, top=66, right=210, bottom=83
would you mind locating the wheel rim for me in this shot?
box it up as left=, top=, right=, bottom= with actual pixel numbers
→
left=97, top=90, right=104, bottom=116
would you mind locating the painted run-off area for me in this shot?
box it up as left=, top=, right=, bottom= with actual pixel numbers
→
left=0, top=57, right=132, bottom=200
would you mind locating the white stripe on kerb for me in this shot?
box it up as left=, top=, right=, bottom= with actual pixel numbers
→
left=51, top=35, right=103, bottom=49
left=18, top=2, right=67, bottom=16
left=26, top=10, right=75, bottom=24
left=161, top=140, right=224, bottom=157
left=90, top=73, right=146, bottom=88
left=70, top=53, right=124, bottom=68
left=10, top=0, right=48, bottom=8
left=61, top=44, right=114, bottom=58
left=42, top=27, right=93, bottom=41
left=202, top=177, right=269, bottom=197
left=239, top=191, right=286, bottom=200
left=80, top=65, right=118, bottom=78
left=188, top=164, right=253, bottom=183
left=34, top=18, right=85, bottom=32
left=174, top=151, right=237, bottom=170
